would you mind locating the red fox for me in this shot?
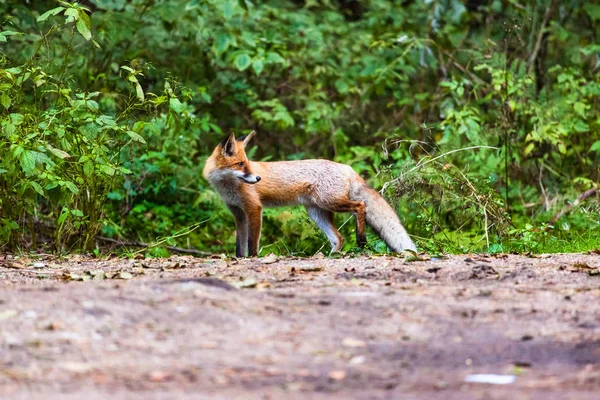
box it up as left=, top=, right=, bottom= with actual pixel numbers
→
left=203, top=131, right=417, bottom=257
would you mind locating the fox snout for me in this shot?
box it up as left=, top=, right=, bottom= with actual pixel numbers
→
left=231, top=169, right=261, bottom=184
left=240, top=174, right=261, bottom=184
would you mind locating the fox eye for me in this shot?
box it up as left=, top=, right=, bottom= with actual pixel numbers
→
left=237, top=162, right=244, bottom=167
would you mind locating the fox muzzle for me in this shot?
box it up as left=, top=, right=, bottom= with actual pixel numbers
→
left=240, top=174, right=261, bottom=184
left=231, top=169, right=261, bottom=184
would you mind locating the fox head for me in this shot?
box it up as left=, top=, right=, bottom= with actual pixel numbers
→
left=203, top=131, right=261, bottom=184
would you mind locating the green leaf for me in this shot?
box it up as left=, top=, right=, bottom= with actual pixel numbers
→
left=234, top=53, right=252, bottom=71
left=1, top=93, right=11, bottom=110
left=214, top=33, right=231, bottom=56
left=20, top=151, right=36, bottom=174
left=134, top=81, right=144, bottom=101
left=590, top=140, right=600, bottom=153
left=584, top=4, right=600, bottom=20
left=252, top=59, right=264, bottom=75
left=209, top=123, right=222, bottom=134
left=169, top=98, right=184, bottom=113
left=581, top=44, right=600, bottom=56
left=83, top=161, right=94, bottom=177
left=13, top=145, right=23, bottom=158
left=574, top=102, right=586, bottom=118
left=221, top=0, right=234, bottom=19
left=524, top=142, right=535, bottom=156
left=37, top=6, right=65, bottom=22
left=574, top=120, right=589, bottom=133
left=508, top=99, right=516, bottom=112
left=335, top=79, right=349, bottom=94
left=126, top=130, right=147, bottom=144
left=185, top=0, right=200, bottom=10
left=0, top=31, right=19, bottom=42
left=121, top=65, right=135, bottom=73
left=107, top=191, right=125, bottom=200
left=64, top=8, right=79, bottom=23
left=64, top=181, right=79, bottom=194
left=36, top=152, right=53, bottom=167
left=10, top=113, right=24, bottom=125
left=76, top=15, right=92, bottom=41
left=58, top=209, right=69, bottom=226
left=79, top=9, right=91, bottom=28
left=265, top=52, right=286, bottom=64
left=30, top=182, right=44, bottom=196
left=4, top=123, right=15, bottom=135
left=99, top=164, right=115, bottom=176
left=86, top=100, right=99, bottom=112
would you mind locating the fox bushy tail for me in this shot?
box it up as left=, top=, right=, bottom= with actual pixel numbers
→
left=351, top=182, right=417, bottom=252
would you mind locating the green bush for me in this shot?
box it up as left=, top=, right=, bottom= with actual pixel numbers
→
left=0, top=2, right=183, bottom=251
left=1, top=0, right=598, bottom=255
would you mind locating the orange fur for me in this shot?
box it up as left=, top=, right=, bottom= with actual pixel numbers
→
left=203, top=132, right=416, bottom=257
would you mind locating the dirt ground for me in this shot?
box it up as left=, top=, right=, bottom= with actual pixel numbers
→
left=1, top=252, right=599, bottom=400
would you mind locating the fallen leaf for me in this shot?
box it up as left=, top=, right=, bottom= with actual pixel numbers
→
left=0, top=310, right=18, bottom=320
left=566, top=263, right=600, bottom=276
left=61, top=362, right=93, bottom=374
left=119, top=271, right=133, bottom=280
left=61, top=272, right=90, bottom=282
left=88, top=270, right=106, bottom=280
left=294, top=265, right=324, bottom=273
left=164, top=262, right=184, bottom=269
left=261, top=253, right=279, bottom=264
left=148, top=371, right=172, bottom=382
left=328, top=370, right=346, bottom=380
left=256, top=282, right=271, bottom=289
left=342, top=337, right=366, bottom=348
left=465, top=374, right=515, bottom=385
left=470, top=264, right=499, bottom=279
left=45, top=322, right=62, bottom=331
left=572, top=262, right=593, bottom=271
left=349, top=355, right=366, bottom=365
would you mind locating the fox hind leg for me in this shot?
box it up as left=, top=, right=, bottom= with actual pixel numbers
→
left=355, top=213, right=367, bottom=248
left=306, top=206, right=344, bottom=253
left=323, top=200, right=366, bottom=248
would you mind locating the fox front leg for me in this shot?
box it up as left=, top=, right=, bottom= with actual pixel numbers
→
left=228, top=205, right=248, bottom=257
left=246, top=206, right=263, bottom=257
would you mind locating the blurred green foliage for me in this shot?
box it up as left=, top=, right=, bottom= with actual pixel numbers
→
left=0, top=0, right=598, bottom=255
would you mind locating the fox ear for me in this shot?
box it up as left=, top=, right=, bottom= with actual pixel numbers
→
left=220, top=132, right=235, bottom=157
left=236, top=130, right=256, bottom=149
